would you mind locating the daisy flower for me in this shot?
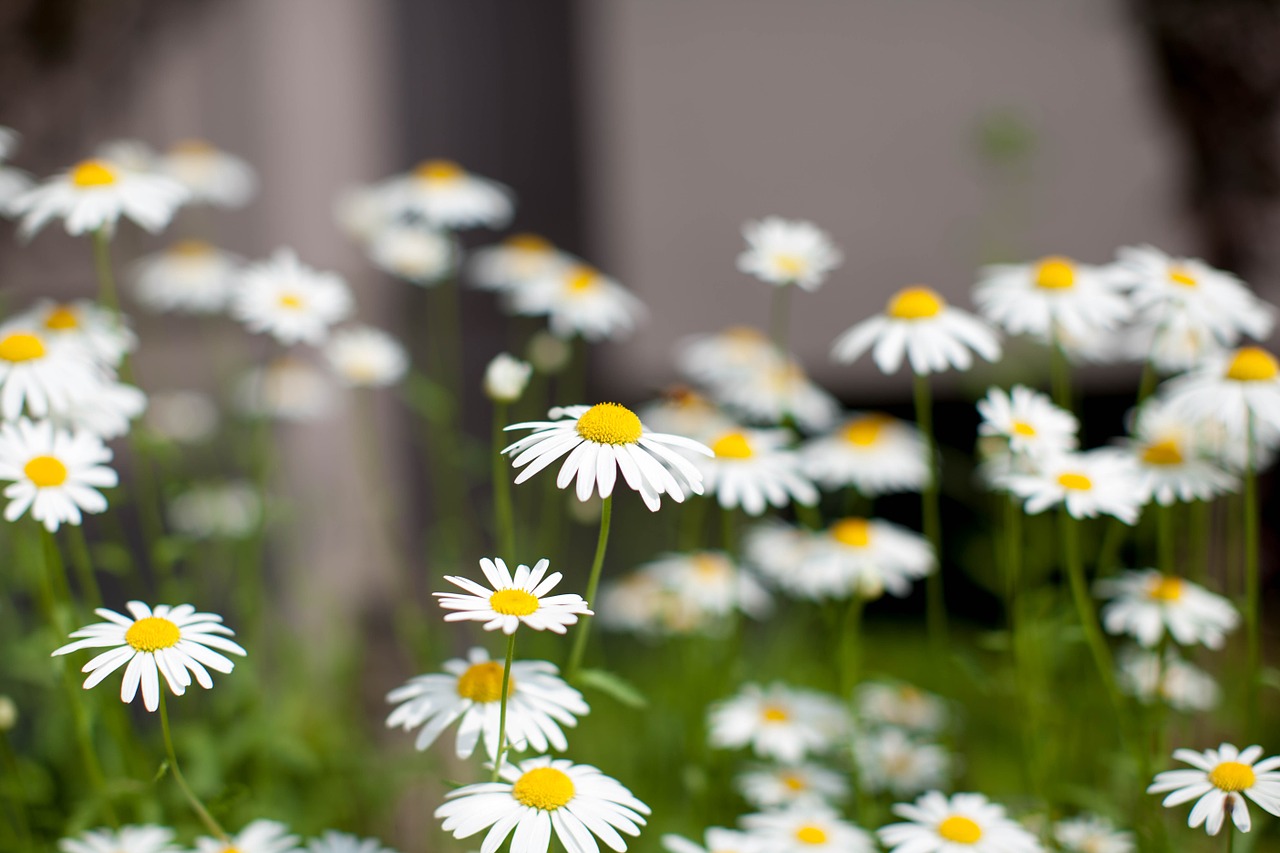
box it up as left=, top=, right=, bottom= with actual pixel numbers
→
left=708, top=683, right=849, bottom=764
left=1052, top=814, right=1134, bottom=853
left=95, top=138, right=160, bottom=173
left=234, top=355, right=336, bottom=422
left=485, top=353, right=534, bottom=403
left=193, top=820, right=302, bottom=853
left=832, top=286, right=1001, bottom=375
left=131, top=240, right=241, bottom=315
left=879, top=791, right=1043, bottom=853
left=853, top=728, right=952, bottom=797
left=638, top=387, right=737, bottom=443
left=470, top=233, right=577, bottom=293
left=436, top=557, right=591, bottom=635
left=800, top=412, right=929, bottom=496
left=52, top=377, right=147, bottom=441
left=367, top=221, right=456, bottom=285
left=11, top=157, right=187, bottom=237
left=159, top=139, right=257, bottom=208
left=1163, top=346, right=1280, bottom=448
left=0, top=325, right=102, bottom=421
left=597, top=572, right=680, bottom=636
left=167, top=482, right=262, bottom=540
left=743, top=520, right=815, bottom=594
left=1000, top=450, right=1144, bottom=524
left=527, top=330, right=574, bottom=374
left=0, top=419, right=117, bottom=531
left=662, top=828, right=760, bottom=853
left=503, top=403, right=712, bottom=512
left=52, top=601, right=246, bottom=712
left=333, top=183, right=389, bottom=244
left=59, top=825, right=180, bottom=853
left=510, top=264, right=645, bottom=342
left=855, top=681, right=949, bottom=734
left=736, top=217, right=843, bottom=291
left=638, top=550, right=773, bottom=622
left=324, top=326, right=408, bottom=388
left=707, top=357, right=840, bottom=433
left=976, top=385, right=1078, bottom=459
left=435, top=755, right=649, bottom=853
left=740, top=804, right=874, bottom=853
left=695, top=427, right=818, bottom=515
left=1096, top=569, right=1239, bottom=649
left=973, top=255, right=1131, bottom=344
left=0, top=127, right=32, bottom=215
left=1148, top=743, right=1280, bottom=835
left=386, top=646, right=588, bottom=759
left=13, top=299, right=137, bottom=368
left=678, top=327, right=778, bottom=387
left=1116, top=647, right=1220, bottom=712
left=230, top=248, right=354, bottom=346
left=306, top=831, right=399, bottom=853
left=736, top=763, right=849, bottom=809
left=382, top=159, right=514, bottom=230
left=145, top=390, right=219, bottom=444
left=803, top=517, right=935, bottom=600
left=1124, top=397, right=1237, bottom=505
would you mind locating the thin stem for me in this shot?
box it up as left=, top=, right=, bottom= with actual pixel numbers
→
left=1136, top=359, right=1159, bottom=405
left=838, top=595, right=865, bottom=697
left=677, top=497, right=708, bottom=552
left=913, top=373, right=946, bottom=648
left=92, top=229, right=120, bottom=313
left=0, top=729, right=32, bottom=848
left=158, top=692, right=227, bottom=842
left=567, top=495, right=613, bottom=680
left=1049, top=337, right=1072, bottom=411
left=491, top=633, right=517, bottom=782
left=64, top=525, right=102, bottom=607
left=1190, top=499, right=1210, bottom=584
left=492, top=402, right=516, bottom=557
left=720, top=505, right=737, bottom=558
left=1244, top=414, right=1260, bottom=736
left=769, top=285, right=792, bottom=353
left=1225, top=822, right=1235, bottom=853
left=1157, top=503, right=1175, bottom=577
left=1058, top=510, right=1121, bottom=711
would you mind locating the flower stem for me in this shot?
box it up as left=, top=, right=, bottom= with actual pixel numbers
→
left=567, top=495, right=613, bottom=680
left=769, top=285, right=792, bottom=353
left=491, top=633, right=517, bottom=782
left=158, top=692, right=227, bottom=842
left=1157, top=503, right=1175, bottom=577
left=492, top=402, right=517, bottom=557
left=1049, top=338, right=1072, bottom=411
left=92, top=229, right=120, bottom=313
left=1058, top=510, right=1121, bottom=710
left=1136, top=359, right=1159, bottom=405
left=838, top=595, right=865, bottom=697
left=720, top=505, right=737, bottom=558
left=912, top=372, right=946, bottom=649
left=1244, top=414, right=1260, bottom=736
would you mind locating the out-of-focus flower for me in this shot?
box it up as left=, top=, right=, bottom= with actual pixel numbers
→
left=737, top=217, right=843, bottom=291
left=368, top=221, right=455, bottom=285
left=235, top=356, right=337, bottom=422
left=324, top=326, right=408, bottom=388
left=1001, top=450, right=1145, bottom=524
left=707, top=356, right=840, bottom=434
left=305, top=831, right=400, bottom=853
left=484, top=353, right=533, bottom=403
left=159, top=139, right=257, bottom=208
left=695, top=427, right=818, bottom=516
left=470, top=233, right=577, bottom=294
left=662, top=828, right=759, bottom=853
left=1123, top=397, right=1237, bottom=505
left=59, top=826, right=181, bottom=853
left=511, top=263, right=645, bottom=342
left=976, top=385, right=1078, bottom=460
left=168, top=482, right=262, bottom=540
left=381, top=159, right=514, bottom=230
left=708, top=683, right=850, bottom=764
left=144, top=390, right=219, bottom=444
left=853, top=728, right=952, bottom=797
left=11, top=300, right=136, bottom=369
left=12, top=157, right=187, bottom=238
left=800, top=413, right=929, bottom=496
left=1148, top=744, right=1280, bottom=836
left=193, top=820, right=301, bottom=853
left=678, top=327, right=777, bottom=388
left=736, top=762, right=850, bottom=809
left=878, top=791, right=1043, bottom=853
left=1162, top=346, right=1280, bottom=455
left=1052, top=814, right=1134, bottom=853
left=51, top=378, right=146, bottom=441
left=1096, top=570, right=1239, bottom=649
left=131, top=240, right=241, bottom=315
left=974, top=255, right=1131, bottom=345
left=1116, top=647, right=1220, bottom=713
left=231, top=249, right=354, bottom=346
left=0, top=324, right=104, bottom=421
left=740, top=804, right=875, bottom=853
left=855, top=681, right=949, bottom=735
left=526, top=330, right=573, bottom=375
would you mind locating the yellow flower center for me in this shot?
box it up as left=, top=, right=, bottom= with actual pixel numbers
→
left=886, top=286, right=945, bottom=320
left=1011, top=420, right=1037, bottom=437
left=565, top=265, right=600, bottom=293
left=1168, top=266, right=1197, bottom=288
left=24, top=456, right=68, bottom=488
left=937, top=815, right=983, bottom=844
left=506, top=233, right=552, bottom=253
left=775, top=254, right=807, bottom=278
left=489, top=589, right=539, bottom=616
left=1225, top=347, right=1279, bottom=382
left=124, top=616, right=181, bottom=652
left=794, top=826, right=827, bottom=845
left=725, top=326, right=767, bottom=343
left=413, top=159, right=464, bottom=182
left=170, top=138, right=216, bottom=155
left=712, top=431, right=754, bottom=459
left=0, top=333, right=46, bottom=363
left=1057, top=472, right=1092, bottom=491
left=691, top=553, right=730, bottom=578
left=1034, top=256, right=1076, bottom=290
left=780, top=773, right=807, bottom=792
left=172, top=239, right=214, bottom=257
left=831, top=518, right=871, bottom=548
left=1141, top=439, right=1184, bottom=466
left=455, top=661, right=513, bottom=703
left=70, top=159, right=118, bottom=187
left=575, top=402, right=643, bottom=445
left=43, top=306, right=80, bottom=330
left=278, top=293, right=304, bottom=310
left=1146, top=575, right=1185, bottom=602
left=1209, top=761, right=1256, bottom=792
left=511, top=767, right=576, bottom=811
left=842, top=414, right=889, bottom=446
left=761, top=705, right=790, bottom=723
left=220, top=848, right=242, bottom=853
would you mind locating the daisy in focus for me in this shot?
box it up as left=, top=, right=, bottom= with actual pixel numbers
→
left=231, top=249, right=354, bottom=346
left=1148, top=743, right=1280, bottom=836
left=1052, top=814, right=1134, bottom=853
left=976, top=385, right=1078, bottom=459
left=831, top=286, right=1001, bottom=375
left=708, top=682, right=849, bottom=764
left=381, top=158, right=514, bottom=230
left=1123, top=396, right=1237, bottom=505
left=973, top=255, right=1131, bottom=345
left=878, top=791, right=1043, bottom=853
left=470, top=233, right=576, bottom=294
left=736, top=217, right=843, bottom=291
left=853, top=727, right=952, bottom=797
left=11, top=157, right=187, bottom=238
left=192, top=820, right=301, bottom=853
left=662, top=828, right=759, bottom=853
left=435, top=755, right=649, bottom=853
left=386, top=646, right=587, bottom=759
left=52, top=601, right=246, bottom=713
left=367, top=221, right=455, bottom=285
left=740, top=804, right=874, bottom=853
left=503, top=403, right=712, bottom=511
left=305, top=831, right=400, bottom=853
left=1116, top=647, right=1220, bottom=712
left=131, top=240, right=241, bottom=315
left=59, top=825, right=180, bottom=853
left=510, top=264, right=645, bottom=342
left=855, top=681, right=949, bottom=735
left=324, top=326, right=409, bottom=388
left=0, top=419, right=118, bottom=531
left=0, top=325, right=103, bottom=421
left=800, top=412, right=929, bottom=496
left=735, top=762, right=849, bottom=809
left=435, top=557, right=591, bottom=635
left=1163, top=346, right=1280, bottom=446
left=159, top=139, right=257, bottom=208
left=694, top=427, right=818, bottom=515
left=1000, top=450, right=1144, bottom=524
left=1096, top=569, right=1239, bottom=649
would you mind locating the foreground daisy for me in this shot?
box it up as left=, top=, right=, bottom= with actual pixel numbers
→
left=12, top=157, right=188, bottom=237
left=662, top=828, right=759, bottom=853
left=436, top=557, right=591, bottom=635
left=306, top=830, right=400, bottom=853
left=973, top=255, right=1131, bottom=344
left=193, top=819, right=301, bottom=853
left=1052, top=814, right=1134, bottom=853
left=0, top=324, right=102, bottom=421
left=510, top=264, right=645, bottom=342
left=708, top=683, right=849, bottom=763
left=436, top=755, right=649, bottom=853
left=878, top=791, right=1043, bottom=852
left=52, top=601, right=246, bottom=712
left=503, top=403, right=712, bottom=511
left=59, top=825, right=180, bottom=853
left=324, top=326, right=408, bottom=388
left=14, top=300, right=137, bottom=368
left=382, top=159, right=514, bottom=230
left=800, top=412, right=929, bottom=496
left=740, top=804, right=874, bottom=853
left=736, top=762, right=849, bottom=809
left=1096, top=569, right=1239, bottom=649
left=1148, top=743, right=1280, bottom=835
left=1000, top=450, right=1144, bottom=524
left=131, top=240, right=241, bottom=314
left=853, top=727, right=951, bottom=797
left=386, top=646, right=587, bottom=759
left=159, top=139, right=257, bottom=208
left=976, top=385, right=1078, bottom=459
left=0, top=419, right=118, bottom=531
left=737, top=217, right=843, bottom=291
left=695, top=427, right=818, bottom=515
left=230, top=249, right=354, bottom=346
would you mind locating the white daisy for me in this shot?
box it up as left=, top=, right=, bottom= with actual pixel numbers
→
left=234, top=355, right=337, bottom=422
left=800, top=412, right=929, bottom=496
left=167, top=482, right=262, bottom=540
left=0, top=419, right=117, bottom=531
left=597, top=572, right=681, bottom=636
left=0, top=325, right=103, bottom=421
left=743, top=520, right=816, bottom=595
left=708, top=683, right=849, bottom=764
left=853, top=727, right=951, bottom=797
left=710, top=356, right=840, bottom=434
left=1096, top=569, right=1239, bottom=649
left=436, top=557, right=591, bottom=635
left=52, top=377, right=147, bottom=441
left=470, top=233, right=577, bottom=294
left=1052, top=814, right=1134, bottom=853
left=740, top=804, right=874, bottom=853
left=855, top=681, right=949, bottom=734
left=1148, top=744, right=1280, bottom=836
left=95, top=139, right=160, bottom=173
left=193, top=820, right=301, bottom=853
left=503, top=403, right=712, bottom=512
left=662, top=828, right=760, bottom=853
left=0, top=127, right=32, bottom=215
left=145, top=390, right=219, bottom=444
left=527, top=330, right=574, bottom=375
left=737, top=217, right=843, bottom=291
left=736, top=763, right=849, bottom=809
left=831, top=286, right=1002, bottom=376
left=386, top=646, right=588, bottom=759
left=695, top=427, right=818, bottom=515
left=1124, top=397, right=1238, bottom=505
left=52, top=600, right=246, bottom=713
left=1163, top=346, right=1280, bottom=449
left=230, top=249, right=354, bottom=346
left=637, top=550, right=773, bottom=622
left=59, top=825, right=180, bottom=853
left=11, top=299, right=136, bottom=369
left=367, top=221, right=456, bottom=285
left=1000, top=450, right=1145, bottom=524
left=1116, top=647, right=1220, bottom=713
left=306, top=831, right=399, bottom=853
left=510, top=264, right=645, bottom=342
left=485, top=353, right=534, bottom=403
left=159, top=139, right=257, bottom=208
left=435, top=755, right=649, bottom=853
left=324, top=326, right=408, bottom=388
left=802, top=517, right=935, bottom=600
left=974, top=255, right=1131, bottom=344
left=638, top=388, right=737, bottom=444
left=1121, top=314, right=1226, bottom=375
left=333, top=183, right=389, bottom=244
left=131, top=240, right=241, bottom=315
left=878, top=791, right=1043, bottom=853
left=12, top=157, right=187, bottom=237
left=678, top=327, right=778, bottom=388
left=381, top=159, right=514, bottom=230
left=976, top=385, right=1078, bottom=459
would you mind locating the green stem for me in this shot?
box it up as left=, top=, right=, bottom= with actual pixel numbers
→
left=677, top=497, right=708, bottom=552
left=0, top=731, right=32, bottom=849
left=913, top=373, right=946, bottom=648
left=158, top=692, right=227, bottom=842
left=64, top=525, right=102, bottom=607
left=491, top=633, right=517, bottom=781
left=838, top=595, right=865, bottom=697
left=1058, top=510, right=1121, bottom=711
left=720, top=505, right=737, bottom=558
left=1226, top=822, right=1235, bottom=853
left=1049, top=337, right=1072, bottom=411
left=92, top=229, right=120, bottom=313
left=769, top=285, right=792, bottom=353
left=1094, top=517, right=1127, bottom=578
left=1190, top=499, right=1210, bottom=585
left=492, top=403, right=516, bottom=558
left=1244, top=415, right=1260, bottom=736
left=567, top=495, right=613, bottom=680
left=1157, top=503, right=1175, bottom=577
left=1136, top=359, right=1159, bottom=405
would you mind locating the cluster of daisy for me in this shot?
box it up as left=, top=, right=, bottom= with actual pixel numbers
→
left=59, top=820, right=401, bottom=853
left=851, top=681, right=953, bottom=798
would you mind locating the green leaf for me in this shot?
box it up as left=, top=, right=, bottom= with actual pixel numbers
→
left=576, top=668, right=647, bottom=709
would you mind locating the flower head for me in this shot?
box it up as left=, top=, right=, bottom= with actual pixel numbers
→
left=800, top=413, right=929, bottom=496
left=131, top=240, right=241, bottom=315
left=1148, top=743, right=1280, bottom=835
left=977, top=385, right=1078, bottom=459
left=230, top=249, right=354, bottom=346
left=435, top=557, right=591, bottom=635
left=0, top=324, right=103, bottom=421
left=1096, top=569, right=1239, bottom=649
left=510, top=264, right=645, bottom=342
left=878, top=791, right=1043, bottom=852
left=160, top=139, right=257, bottom=208
left=470, top=233, right=577, bottom=294
left=1162, top=346, right=1280, bottom=451
left=737, top=217, right=843, bottom=291
left=1000, top=450, right=1144, bottom=524
left=305, top=831, right=400, bottom=853
left=974, top=255, right=1131, bottom=343
left=708, top=683, right=849, bottom=764
left=368, top=221, right=455, bottom=285
left=736, top=762, right=850, bottom=809
left=853, top=728, right=952, bottom=797
left=485, top=353, right=533, bottom=402
left=12, top=157, right=188, bottom=237
left=0, top=419, right=118, bottom=531
left=741, top=805, right=874, bottom=853
left=1052, top=814, right=1134, bottom=853
left=382, top=159, right=514, bottom=230
left=696, top=427, right=818, bottom=515
left=193, top=820, right=301, bottom=853
left=324, top=326, right=408, bottom=388
left=59, top=825, right=180, bottom=853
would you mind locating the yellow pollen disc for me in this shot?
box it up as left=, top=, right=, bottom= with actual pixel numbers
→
left=937, top=815, right=983, bottom=844
left=775, top=254, right=807, bottom=277
left=24, top=456, right=68, bottom=488
left=780, top=773, right=807, bottom=792
left=221, top=848, right=242, bottom=853
left=831, top=518, right=872, bottom=548
left=575, top=402, right=643, bottom=445
left=1168, top=266, right=1197, bottom=288
left=794, top=826, right=827, bottom=845
left=511, top=767, right=576, bottom=811
left=691, top=553, right=729, bottom=578
left=170, top=138, right=216, bottom=155
left=565, top=265, right=600, bottom=293
left=278, top=293, right=304, bottom=310
left=761, top=705, right=790, bottom=723
left=712, top=431, right=754, bottom=459
left=414, top=159, right=464, bottom=181
left=489, top=588, right=539, bottom=616
left=124, top=616, right=181, bottom=652
left=43, top=306, right=80, bottom=330
left=886, top=286, right=945, bottom=320
left=725, top=326, right=767, bottom=342
left=842, top=414, right=889, bottom=446
left=1225, top=347, right=1279, bottom=382
left=1209, top=761, right=1256, bottom=792
left=1056, top=472, right=1092, bottom=491
left=0, top=333, right=46, bottom=363
left=1011, top=420, right=1037, bottom=437
left=1141, top=439, right=1184, bottom=466
left=456, top=661, right=514, bottom=703
left=172, top=239, right=214, bottom=257
left=1033, top=256, right=1076, bottom=290
left=1146, top=575, right=1185, bottom=602
left=70, top=159, right=118, bottom=187
left=506, top=233, right=552, bottom=252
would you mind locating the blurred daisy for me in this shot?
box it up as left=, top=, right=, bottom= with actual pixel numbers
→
left=696, top=427, right=818, bottom=515
left=52, top=601, right=246, bottom=713
left=678, top=327, right=777, bottom=387
left=639, top=550, right=772, bottom=622
left=436, top=755, right=649, bottom=853
left=1096, top=569, right=1239, bottom=649
left=527, top=330, right=574, bottom=375
left=0, top=127, right=32, bottom=215
left=1001, top=450, right=1144, bottom=524
left=306, top=831, right=399, bottom=853
left=12, top=157, right=187, bottom=238
left=234, top=355, right=336, bottom=422
left=193, top=820, right=301, bottom=853
left=639, top=387, right=736, bottom=443
left=503, top=403, right=712, bottom=511
left=974, top=255, right=1131, bottom=344
left=160, top=139, right=257, bottom=208
left=662, top=828, right=759, bottom=853
left=52, top=378, right=147, bottom=441
left=708, top=357, right=840, bottom=433
left=598, top=572, right=681, bottom=636
left=325, top=326, right=408, bottom=388
left=1148, top=743, right=1280, bottom=836
left=1163, top=346, right=1280, bottom=446
left=1116, top=647, right=1220, bottom=713
left=333, top=183, right=389, bottom=244
left=383, top=159, right=513, bottom=230
left=1122, top=314, right=1225, bottom=375
left=708, top=683, right=849, bottom=764
left=436, top=557, right=591, bottom=635
left=145, top=390, right=219, bottom=444
left=744, top=521, right=813, bottom=589
left=14, top=300, right=136, bottom=368
left=0, top=419, right=117, bottom=531
left=804, top=517, right=935, bottom=600
left=976, top=385, right=1078, bottom=459
left=832, top=286, right=1001, bottom=375
left=1124, top=397, right=1237, bottom=505
left=736, top=763, right=849, bottom=809
left=511, top=264, right=645, bottom=342
left=485, top=353, right=534, bottom=403
left=387, top=646, right=586, bottom=760
left=168, top=482, right=262, bottom=540
left=231, top=249, right=354, bottom=345
left=800, top=412, right=929, bottom=496
left=879, top=791, right=1043, bottom=853
left=1052, top=815, right=1134, bottom=853
left=0, top=325, right=102, bottom=421
left=95, top=139, right=160, bottom=173
left=59, top=825, right=180, bottom=853
left=854, top=728, right=951, bottom=797
left=740, top=804, right=874, bottom=853
left=471, top=233, right=576, bottom=293
left=855, top=681, right=948, bottom=735
left=368, top=221, right=455, bottom=285
left=131, top=240, right=241, bottom=314
left=737, top=217, right=843, bottom=291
